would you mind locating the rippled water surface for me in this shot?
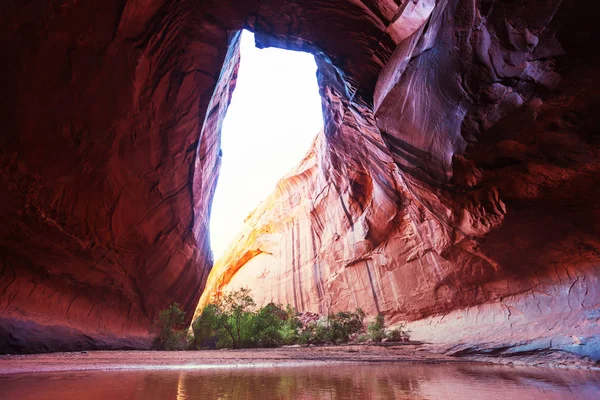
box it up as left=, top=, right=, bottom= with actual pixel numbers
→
left=2, top=363, right=599, bottom=399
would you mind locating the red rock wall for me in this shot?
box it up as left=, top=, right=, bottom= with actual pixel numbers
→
left=0, top=0, right=246, bottom=352
left=1, top=0, right=598, bottom=357
left=0, top=0, right=432, bottom=352
left=198, top=0, right=600, bottom=361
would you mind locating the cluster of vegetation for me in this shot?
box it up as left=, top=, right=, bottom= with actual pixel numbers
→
left=152, top=288, right=410, bottom=350
left=296, top=309, right=366, bottom=346
left=151, top=303, right=190, bottom=350
left=190, top=288, right=303, bottom=349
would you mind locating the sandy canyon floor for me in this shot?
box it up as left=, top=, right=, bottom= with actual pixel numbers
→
left=1, top=343, right=598, bottom=375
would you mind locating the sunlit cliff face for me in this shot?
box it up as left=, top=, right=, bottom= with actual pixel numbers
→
left=209, top=30, right=322, bottom=260
left=1, top=0, right=599, bottom=359
left=196, top=2, right=600, bottom=362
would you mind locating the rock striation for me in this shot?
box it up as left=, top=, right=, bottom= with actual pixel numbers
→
left=198, top=1, right=600, bottom=362
left=0, top=0, right=242, bottom=352
left=1, top=0, right=599, bottom=359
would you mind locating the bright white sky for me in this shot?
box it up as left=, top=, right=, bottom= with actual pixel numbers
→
left=209, top=30, right=323, bottom=259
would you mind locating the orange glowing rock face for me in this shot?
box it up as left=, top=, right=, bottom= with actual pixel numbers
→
left=197, top=138, right=322, bottom=315
left=1, top=0, right=600, bottom=362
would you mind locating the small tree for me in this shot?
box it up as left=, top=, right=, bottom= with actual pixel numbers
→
left=213, top=288, right=256, bottom=348
left=152, top=303, right=188, bottom=350
left=192, top=303, right=227, bottom=349
left=367, top=313, right=385, bottom=343
left=246, top=303, right=287, bottom=347
left=279, top=304, right=301, bottom=344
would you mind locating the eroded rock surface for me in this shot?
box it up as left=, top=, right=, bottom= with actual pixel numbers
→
left=0, top=0, right=243, bottom=352
left=1, top=0, right=599, bottom=358
left=0, top=0, right=460, bottom=353
left=198, top=0, right=600, bottom=363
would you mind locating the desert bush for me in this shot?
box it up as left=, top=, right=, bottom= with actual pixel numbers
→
left=357, top=333, right=370, bottom=343
left=367, top=313, right=386, bottom=343
left=191, top=290, right=393, bottom=349
left=296, top=322, right=326, bottom=345
left=386, top=323, right=411, bottom=342
left=294, top=309, right=365, bottom=345
left=279, top=304, right=301, bottom=344
left=313, top=323, right=330, bottom=344
left=245, top=302, right=287, bottom=347
left=152, top=303, right=188, bottom=350
left=297, top=328, right=313, bottom=346
left=192, top=304, right=229, bottom=349
left=192, top=288, right=257, bottom=349
left=193, top=289, right=296, bottom=349
left=326, top=309, right=366, bottom=344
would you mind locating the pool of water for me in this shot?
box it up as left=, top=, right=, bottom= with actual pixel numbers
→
left=1, top=363, right=599, bottom=399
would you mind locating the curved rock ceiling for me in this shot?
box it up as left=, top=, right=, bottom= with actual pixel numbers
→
left=1, top=0, right=599, bottom=359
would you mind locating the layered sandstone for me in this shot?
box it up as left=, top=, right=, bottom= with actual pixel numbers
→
left=0, top=0, right=240, bottom=352
left=198, top=0, right=600, bottom=362
left=1, top=0, right=599, bottom=358
left=0, top=0, right=453, bottom=353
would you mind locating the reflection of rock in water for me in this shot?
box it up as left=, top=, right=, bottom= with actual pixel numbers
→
left=4, top=364, right=599, bottom=399
left=172, top=366, right=425, bottom=399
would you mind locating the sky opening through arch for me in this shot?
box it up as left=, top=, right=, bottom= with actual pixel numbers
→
left=209, top=30, right=323, bottom=259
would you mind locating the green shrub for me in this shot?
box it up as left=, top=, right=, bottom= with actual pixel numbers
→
left=245, top=303, right=287, bottom=347
left=192, top=289, right=255, bottom=349
left=313, top=323, right=330, bottom=344
left=190, top=290, right=393, bottom=350
left=252, top=324, right=282, bottom=347
left=152, top=303, right=188, bottom=350
left=193, top=289, right=295, bottom=349
left=192, top=304, right=230, bottom=349
left=386, top=323, right=411, bottom=342
left=279, top=305, right=301, bottom=344
left=297, top=328, right=313, bottom=346
left=386, top=328, right=402, bottom=342
left=367, top=313, right=385, bottom=343
left=296, top=322, right=326, bottom=345
left=279, top=324, right=299, bottom=345
left=357, top=333, right=370, bottom=343
left=326, top=309, right=366, bottom=344
left=293, top=309, right=365, bottom=346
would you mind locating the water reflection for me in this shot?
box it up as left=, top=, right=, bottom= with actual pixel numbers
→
left=1, top=363, right=599, bottom=399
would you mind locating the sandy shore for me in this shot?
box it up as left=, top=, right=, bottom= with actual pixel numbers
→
left=0, top=344, right=466, bottom=374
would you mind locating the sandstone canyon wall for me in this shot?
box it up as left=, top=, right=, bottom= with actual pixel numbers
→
left=1, top=0, right=599, bottom=359
left=199, top=0, right=600, bottom=362
left=0, top=0, right=244, bottom=352
left=0, top=0, right=444, bottom=353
